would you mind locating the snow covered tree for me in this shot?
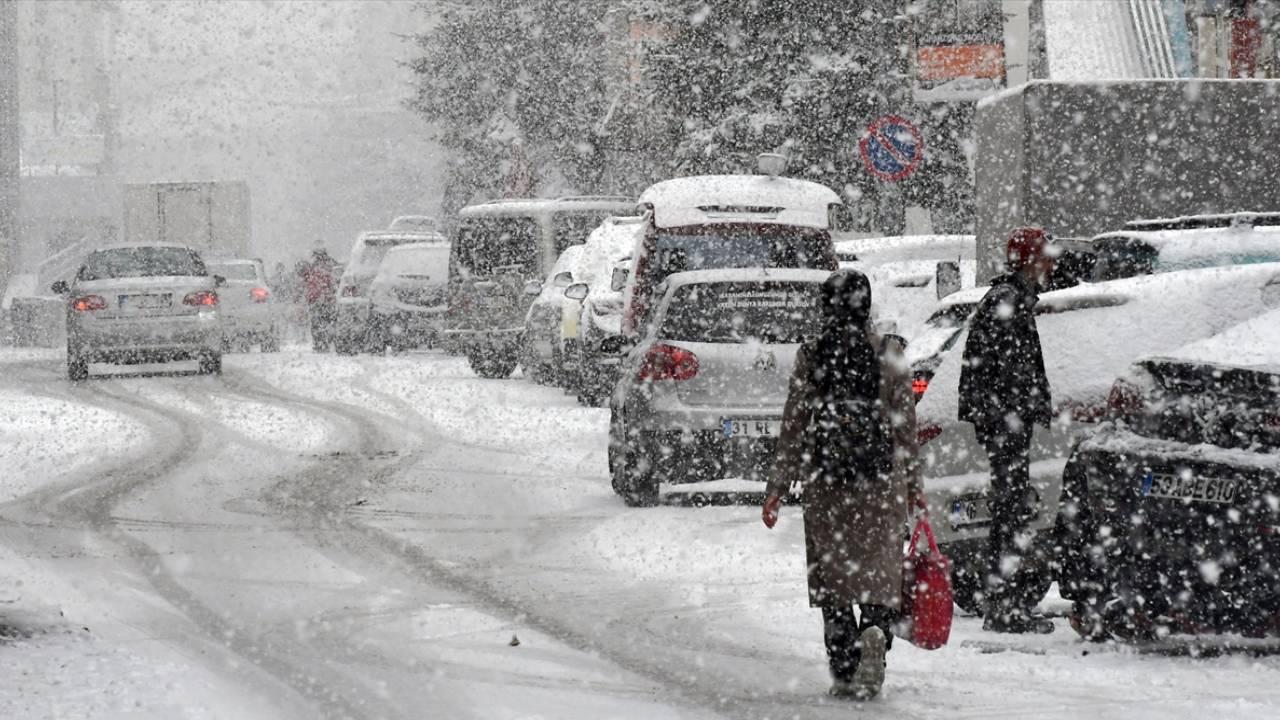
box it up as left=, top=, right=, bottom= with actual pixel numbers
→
left=407, top=1, right=613, bottom=215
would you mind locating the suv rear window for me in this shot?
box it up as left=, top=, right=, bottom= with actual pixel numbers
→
left=661, top=281, right=823, bottom=343
left=453, top=217, right=540, bottom=276
left=652, top=227, right=834, bottom=284
left=207, top=263, right=258, bottom=281
left=79, top=247, right=206, bottom=280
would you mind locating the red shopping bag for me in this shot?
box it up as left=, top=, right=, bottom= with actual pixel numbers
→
left=901, top=515, right=953, bottom=650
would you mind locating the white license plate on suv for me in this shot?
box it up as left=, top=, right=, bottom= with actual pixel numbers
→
left=1141, top=472, right=1241, bottom=504
left=722, top=418, right=780, bottom=439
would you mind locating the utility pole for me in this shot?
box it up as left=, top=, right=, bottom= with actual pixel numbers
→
left=0, top=0, right=19, bottom=299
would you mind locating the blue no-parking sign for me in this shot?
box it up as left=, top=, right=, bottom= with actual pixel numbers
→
left=859, top=115, right=925, bottom=182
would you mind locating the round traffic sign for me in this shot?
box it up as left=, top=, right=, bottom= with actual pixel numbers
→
left=858, top=115, right=925, bottom=182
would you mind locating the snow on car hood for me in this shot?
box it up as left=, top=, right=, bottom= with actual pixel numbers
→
left=916, top=263, right=1280, bottom=425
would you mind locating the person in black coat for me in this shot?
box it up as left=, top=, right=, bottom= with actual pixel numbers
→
left=959, top=227, right=1059, bottom=634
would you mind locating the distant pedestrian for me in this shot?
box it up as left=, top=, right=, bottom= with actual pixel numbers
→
left=299, top=248, right=339, bottom=351
left=762, top=269, right=925, bottom=701
left=958, top=227, right=1059, bottom=634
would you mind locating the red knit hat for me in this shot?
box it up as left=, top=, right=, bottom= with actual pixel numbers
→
left=1006, top=226, right=1055, bottom=269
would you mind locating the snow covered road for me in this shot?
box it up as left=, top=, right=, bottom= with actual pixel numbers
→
left=1, top=349, right=1279, bottom=719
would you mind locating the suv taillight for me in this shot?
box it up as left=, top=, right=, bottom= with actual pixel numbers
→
left=250, top=287, right=270, bottom=303
left=637, top=343, right=699, bottom=382
left=183, top=291, right=218, bottom=307
left=72, top=295, right=106, bottom=312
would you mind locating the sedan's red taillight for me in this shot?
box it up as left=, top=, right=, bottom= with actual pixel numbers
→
left=250, top=287, right=271, bottom=303
left=183, top=291, right=218, bottom=307
left=72, top=295, right=106, bottom=312
left=911, top=375, right=929, bottom=400
left=637, top=343, right=699, bottom=382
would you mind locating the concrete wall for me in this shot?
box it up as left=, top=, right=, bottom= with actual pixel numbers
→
left=974, top=79, right=1280, bottom=281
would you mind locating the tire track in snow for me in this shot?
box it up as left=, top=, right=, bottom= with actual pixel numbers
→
left=0, top=360, right=414, bottom=720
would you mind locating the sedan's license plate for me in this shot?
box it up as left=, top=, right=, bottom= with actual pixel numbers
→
left=1141, top=472, right=1240, bottom=504
left=950, top=495, right=991, bottom=528
left=121, top=294, right=169, bottom=310
left=722, top=418, right=780, bottom=439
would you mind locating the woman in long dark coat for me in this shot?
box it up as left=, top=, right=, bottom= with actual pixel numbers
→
left=761, top=269, right=923, bottom=701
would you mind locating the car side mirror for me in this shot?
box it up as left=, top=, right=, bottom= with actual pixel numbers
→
left=564, top=283, right=589, bottom=301
left=553, top=271, right=574, bottom=288
left=50, top=280, right=69, bottom=295
left=213, top=275, right=227, bottom=287
left=524, top=279, right=543, bottom=296
left=610, top=267, right=629, bottom=292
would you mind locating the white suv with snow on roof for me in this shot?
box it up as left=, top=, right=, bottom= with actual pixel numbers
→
left=621, top=159, right=845, bottom=339
left=445, top=196, right=636, bottom=379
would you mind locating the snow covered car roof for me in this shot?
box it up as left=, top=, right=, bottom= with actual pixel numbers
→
left=1091, top=225, right=1280, bottom=272
left=638, top=176, right=840, bottom=230
left=577, top=216, right=644, bottom=285
left=660, top=267, right=834, bottom=291
left=358, top=230, right=447, bottom=244
left=916, top=262, right=1280, bottom=424
left=835, top=234, right=976, bottom=264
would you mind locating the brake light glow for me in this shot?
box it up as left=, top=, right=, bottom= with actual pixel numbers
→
left=183, top=291, right=218, bottom=307
left=250, top=287, right=271, bottom=303
left=72, top=295, right=106, bottom=312
left=637, top=343, right=699, bottom=382
left=911, top=376, right=929, bottom=399
left=917, top=423, right=942, bottom=446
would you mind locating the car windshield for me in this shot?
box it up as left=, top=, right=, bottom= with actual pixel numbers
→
left=389, top=217, right=436, bottom=232
left=453, top=217, right=540, bottom=276
left=78, top=247, right=206, bottom=280
left=350, top=236, right=422, bottom=277
left=652, top=228, right=832, bottom=284
left=552, top=212, right=613, bottom=255
left=379, top=245, right=449, bottom=281
left=660, top=281, right=823, bottom=343
left=207, top=263, right=258, bottom=281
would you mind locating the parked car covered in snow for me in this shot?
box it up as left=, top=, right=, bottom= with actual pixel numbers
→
left=836, top=234, right=976, bottom=336
left=205, top=258, right=280, bottom=353
left=1090, top=215, right=1280, bottom=282
left=335, top=230, right=444, bottom=354
left=559, top=216, right=645, bottom=405
left=621, top=157, right=842, bottom=338
left=55, top=244, right=225, bottom=380
left=915, top=262, right=1280, bottom=613
left=521, top=243, right=586, bottom=384
left=1057, top=304, right=1280, bottom=640
left=446, top=196, right=636, bottom=378
left=609, top=268, right=830, bottom=506
left=365, top=240, right=451, bottom=352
